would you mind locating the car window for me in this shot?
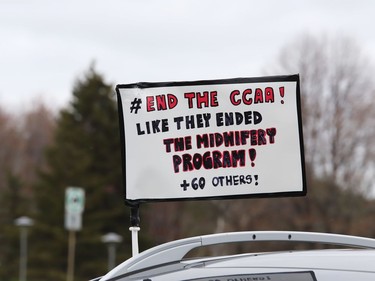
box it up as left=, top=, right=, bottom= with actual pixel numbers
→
left=183, top=271, right=317, bottom=281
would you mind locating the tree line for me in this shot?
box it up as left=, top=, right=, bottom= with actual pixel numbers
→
left=0, top=34, right=375, bottom=280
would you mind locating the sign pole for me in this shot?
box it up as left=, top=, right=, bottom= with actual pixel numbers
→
left=64, top=187, right=85, bottom=281
left=67, top=230, right=76, bottom=281
left=129, top=204, right=140, bottom=256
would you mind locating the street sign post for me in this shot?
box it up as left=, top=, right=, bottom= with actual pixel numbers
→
left=64, top=187, right=85, bottom=281
left=65, top=187, right=85, bottom=231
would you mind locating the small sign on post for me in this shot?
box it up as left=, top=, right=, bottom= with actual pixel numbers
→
left=65, top=187, right=85, bottom=281
left=65, top=187, right=85, bottom=231
left=65, top=187, right=85, bottom=213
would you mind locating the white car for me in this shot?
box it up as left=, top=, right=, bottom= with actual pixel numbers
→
left=92, top=231, right=375, bottom=280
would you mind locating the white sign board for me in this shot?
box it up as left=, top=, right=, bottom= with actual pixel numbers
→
left=65, top=211, right=82, bottom=231
left=116, top=75, right=306, bottom=203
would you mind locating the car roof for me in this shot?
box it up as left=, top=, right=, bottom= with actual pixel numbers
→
left=95, top=231, right=375, bottom=281
left=98, top=249, right=375, bottom=281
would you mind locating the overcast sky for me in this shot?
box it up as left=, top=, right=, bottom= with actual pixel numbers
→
left=1, top=0, right=374, bottom=112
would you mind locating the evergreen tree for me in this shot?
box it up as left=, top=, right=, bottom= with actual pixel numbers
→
left=0, top=173, right=26, bottom=281
left=32, top=68, right=130, bottom=281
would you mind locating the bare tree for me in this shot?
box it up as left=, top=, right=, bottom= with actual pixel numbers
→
left=270, top=33, right=375, bottom=194
left=0, top=108, right=21, bottom=191
left=0, top=101, right=56, bottom=202
left=17, top=101, right=56, bottom=188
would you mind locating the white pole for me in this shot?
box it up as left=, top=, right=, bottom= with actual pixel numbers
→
left=129, top=204, right=140, bottom=256
left=129, top=226, right=140, bottom=256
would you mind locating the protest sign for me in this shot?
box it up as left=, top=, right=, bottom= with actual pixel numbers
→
left=116, top=75, right=306, bottom=203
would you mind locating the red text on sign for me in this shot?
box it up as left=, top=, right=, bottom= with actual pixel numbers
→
left=146, top=94, right=178, bottom=112
left=184, top=91, right=219, bottom=109
left=230, top=87, right=275, bottom=105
